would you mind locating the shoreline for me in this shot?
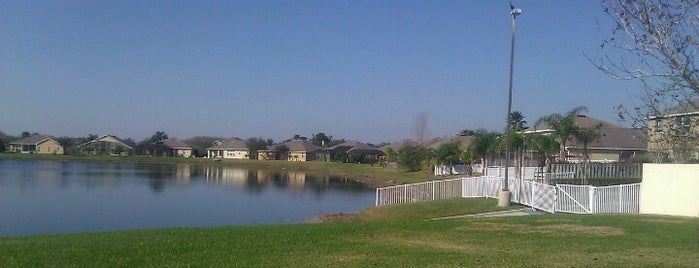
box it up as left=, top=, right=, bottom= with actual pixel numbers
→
left=0, top=153, right=401, bottom=188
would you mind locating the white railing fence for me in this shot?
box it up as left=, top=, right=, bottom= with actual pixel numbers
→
left=551, top=163, right=642, bottom=179
left=556, top=183, right=641, bottom=214
left=375, top=178, right=464, bottom=206
left=375, top=176, right=640, bottom=214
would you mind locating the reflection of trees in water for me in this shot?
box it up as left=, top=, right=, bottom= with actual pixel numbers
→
left=3, top=160, right=370, bottom=196
left=149, top=179, right=165, bottom=193
left=244, top=170, right=266, bottom=194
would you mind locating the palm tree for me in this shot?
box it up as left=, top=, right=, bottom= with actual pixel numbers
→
left=572, top=123, right=602, bottom=185
left=528, top=134, right=560, bottom=173
left=572, top=124, right=602, bottom=163
left=465, top=130, right=498, bottom=172
left=495, top=131, right=525, bottom=178
left=510, top=111, right=527, bottom=132
left=535, top=106, right=588, bottom=161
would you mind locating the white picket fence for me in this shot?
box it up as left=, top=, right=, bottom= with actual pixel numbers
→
left=375, top=176, right=640, bottom=214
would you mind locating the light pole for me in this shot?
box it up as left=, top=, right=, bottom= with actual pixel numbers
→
left=499, top=3, right=522, bottom=207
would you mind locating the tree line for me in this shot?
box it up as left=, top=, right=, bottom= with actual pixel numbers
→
left=390, top=108, right=611, bottom=174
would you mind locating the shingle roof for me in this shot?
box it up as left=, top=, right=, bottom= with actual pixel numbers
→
left=328, top=141, right=383, bottom=154
left=9, top=135, right=58, bottom=145
left=381, top=139, right=419, bottom=152
left=653, top=99, right=699, bottom=117
left=405, top=135, right=473, bottom=151
left=283, top=140, right=321, bottom=152
left=527, top=115, right=619, bottom=133
left=568, top=127, right=647, bottom=150
left=162, top=139, right=192, bottom=149
left=207, top=138, right=248, bottom=150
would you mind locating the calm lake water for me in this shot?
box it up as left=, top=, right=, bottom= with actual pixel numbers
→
left=0, top=159, right=375, bottom=237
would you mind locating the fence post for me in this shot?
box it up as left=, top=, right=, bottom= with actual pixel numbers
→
left=619, top=185, right=623, bottom=213
left=403, top=184, right=407, bottom=203
left=432, top=181, right=436, bottom=201
left=375, top=189, right=379, bottom=206
left=589, top=186, right=595, bottom=214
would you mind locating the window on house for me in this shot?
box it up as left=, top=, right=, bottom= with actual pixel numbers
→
left=675, top=116, right=691, bottom=132
left=654, top=119, right=663, bottom=132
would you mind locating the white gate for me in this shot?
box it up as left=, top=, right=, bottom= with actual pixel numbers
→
left=530, top=182, right=556, bottom=213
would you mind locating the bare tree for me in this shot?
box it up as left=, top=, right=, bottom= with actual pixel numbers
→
left=412, top=112, right=431, bottom=143
left=591, top=0, right=699, bottom=127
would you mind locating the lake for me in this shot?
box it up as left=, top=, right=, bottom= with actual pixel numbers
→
left=0, top=159, right=375, bottom=237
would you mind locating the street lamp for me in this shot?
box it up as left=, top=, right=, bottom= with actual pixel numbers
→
left=499, top=3, right=522, bottom=207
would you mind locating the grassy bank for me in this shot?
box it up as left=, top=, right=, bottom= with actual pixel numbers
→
left=2, top=198, right=697, bottom=267
left=0, top=153, right=442, bottom=186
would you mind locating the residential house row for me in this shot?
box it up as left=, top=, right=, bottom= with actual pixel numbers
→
left=6, top=101, right=699, bottom=162
left=6, top=134, right=385, bottom=163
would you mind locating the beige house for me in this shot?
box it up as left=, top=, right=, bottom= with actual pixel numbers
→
left=207, top=138, right=249, bottom=159
left=646, top=100, right=699, bottom=162
left=566, top=127, right=646, bottom=162
left=280, top=140, right=321, bottom=161
left=257, top=149, right=277, bottom=160
left=9, top=135, right=64, bottom=154
left=78, top=135, right=133, bottom=156
left=161, top=139, right=193, bottom=157
left=526, top=115, right=646, bottom=162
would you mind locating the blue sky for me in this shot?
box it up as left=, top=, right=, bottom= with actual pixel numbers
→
left=0, top=1, right=634, bottom=143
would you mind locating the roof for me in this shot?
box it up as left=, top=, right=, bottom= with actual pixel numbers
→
left=568, top=127, right=647, bottom=150
left=161, top=139, right=192, bottom=149
left=650, top=99, right=699, bottom=118
left=328, top=141, right=383, bottom=154
left=9, top=135, right=59, bottom=145
left=526, top=115, right=619, bottom=134
left=381, top=139, right=419, bottom=152
left=207, top=138, right=248, bottom=150
left=78, top=135, right=133, bottom=149
left=422, top=135, right=473, bottom=150
left=283, top=140, right=321, bottom=152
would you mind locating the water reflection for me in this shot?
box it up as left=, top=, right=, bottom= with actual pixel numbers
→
left=0, top=160, right=375, bottom=236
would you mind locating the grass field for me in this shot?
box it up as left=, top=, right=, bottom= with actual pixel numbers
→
left=1, top=198, right=697, bottom=267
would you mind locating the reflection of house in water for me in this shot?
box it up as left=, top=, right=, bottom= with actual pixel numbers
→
left=255, top=169, right=274, bottom=184
left=286, top=171, right=306, bottom=188
left=174, top=164, right=191, bottom=181
left=205, top=166, right=248, bottom=186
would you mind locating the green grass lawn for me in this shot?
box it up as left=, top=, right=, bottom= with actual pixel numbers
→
left=2, top=198, right=697, bottom=267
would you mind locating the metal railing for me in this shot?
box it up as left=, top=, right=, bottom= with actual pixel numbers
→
left=375, top=176, right=640, bottom=215
left=551, top=163, right=642, bottom=179
left=375, top=178, right=464, bottom=206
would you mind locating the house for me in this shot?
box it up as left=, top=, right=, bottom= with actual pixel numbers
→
left=380, top=139, right=419, bottom=153
left=257, top=148, right=277, bottom=160
left=320, top=141, right=384, bottom=163
left=566, top=127, right=646, bottom=162
left=525, top=114, right=646, bottom=162
left=646, top=99, right=699, bottom=162
left=161, top=139, right=193, bottom=157
left=279, top=140, right=321, bottom=161
left=423, top=135, right=473, bottom=151
left=78, top=135, right=133, bottom=156
left=8, top=135, right=64, bottom=154
left=207, top=138, right=249, bottom=159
